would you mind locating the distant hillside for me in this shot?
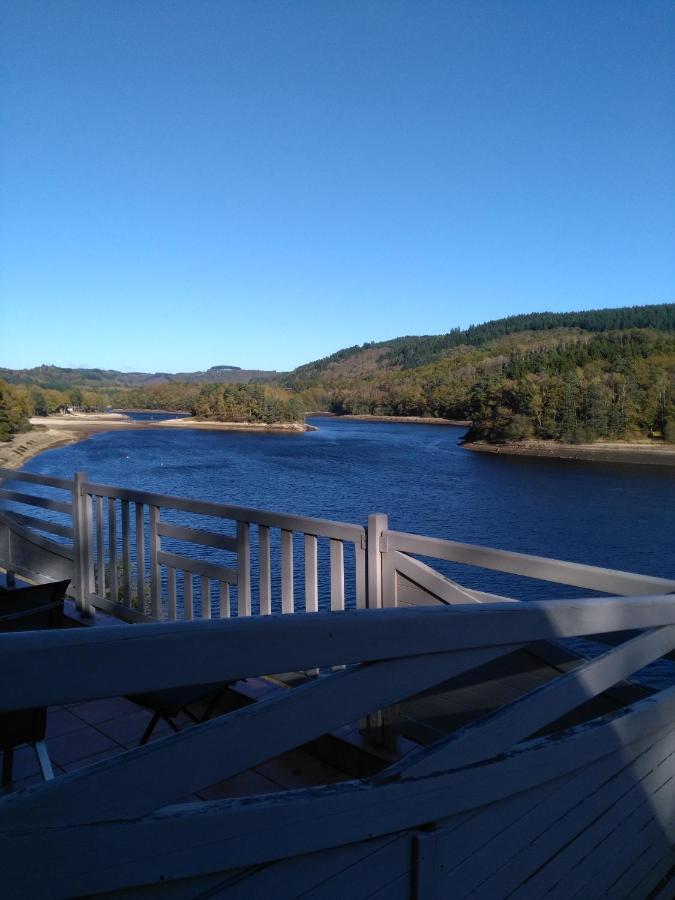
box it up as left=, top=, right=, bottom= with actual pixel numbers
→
left=2, top=303, right=674, bottom=445
left=285, top=303, right=675, bottom=444
left=0, top=364, right=279, bottom=391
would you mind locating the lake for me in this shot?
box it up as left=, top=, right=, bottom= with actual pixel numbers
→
left=19, top=416, right=675, bottom=603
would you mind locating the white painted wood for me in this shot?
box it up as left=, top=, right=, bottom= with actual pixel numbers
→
left=72, top=471, right=88, bottom=614
left=148, top=505, right=160, bottom=619
left=236, top=521, right=251, bottom=616
left=0, top=487, right=72, bottom=515
left=367, top=513, right=387, bottom=609
left=385, top=623, right=675, bottom=780
left=95, top=495, right=105, bottom=598
left=84, top=480, right=364, bottom=543
left=84, top=493, right=95, bottom=595
left=355, top=540, right=367, bottom=609
left=167, top=567, right=177, bottom=622
left=107, top=497, right=118, bottom=605
left=135, top=502, right=145, bottom=615
left=3, top=597, right=675, bottom=712
left=280, top=529, right=294, bottom=613
left=200, top=576, right=210, bottom=620
left=304, top=534, right=318, bottom=612
left=184, top=571, right=193, bottom=620
left=330, top=540, right=345, bottom=611
left=0, top=466, right=74, bottom=490
left=156, top=521, right=237, bottom=552
left=258, top=525, right=271, bottom=615
left=393, top=551, right=484, bottom=605
left=121, top=499, right=131, bottom=607
left=1, top=511, right=73, bottom=539
left=5, top=691, right=675, bottom=894
left=385, top=529, right=675, bottom=595
left=0, top=642, right=522, bottom=830
left=219, top=581, right=230, bottom=618
left=156, top=550, right=237, bottom=585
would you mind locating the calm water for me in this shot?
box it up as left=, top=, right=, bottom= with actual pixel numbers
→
left=19, top=416, right=675, bottom=603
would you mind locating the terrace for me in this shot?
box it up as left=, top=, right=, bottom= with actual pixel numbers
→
left=1, top=465, right=675, bottom=898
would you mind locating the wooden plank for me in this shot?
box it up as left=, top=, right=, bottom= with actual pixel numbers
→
left=258, top=525, right=271, bottom=615
left=355, top=540, right=367, bottom=609
left=393, top=551, right=485, bottom=605
left=167, top=567, right=177, bottom=622
left=149, top=505, right=161, bottom=619
left=367, top=513, right=387, bottom=609
left=95, top=495, right=105, bottom=598
left=237, top=521, right=251, bottom=616
left=156, top=550, right=237, bottom=585
left=83, top=493, right=95, bottom=594
left=184, top=571, right=193, bottom=620
left=83, top=480, right=364, bottom=543
left=3, top=596, right=675, bottom=712
left=0, top=487, right=72, bottom=515
left=108, top=498, right=118, bottom=605
left=135, top=502, right=145, bottom=615
left=0, top=510, right=73, bottom=539
left=385, top=623, right=675, bottom=781
left=5, top=691, right=675, bottom=893
left=121, top=500, right=131, bottom=607
left=156, top=521, right=237, bottom=552
left=330, top=540, right=345, bottom=611
left=201, top=576, right=211, bottom=620
left=0, top=467, right=73, bottom=490
left=0, top=642, right=523, bottom=830
left=385, top=529, right=675, bottom=596
left=280, top=529, right=293, bottom=613
left=304, top=534, right=318, bottom=613
left=219, top=581, right=230, bottom=618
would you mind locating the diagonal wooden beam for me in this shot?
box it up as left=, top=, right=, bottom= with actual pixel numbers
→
left=0, top=643, right=523, bottom=829
left=378, top=624, right=675, bottom=782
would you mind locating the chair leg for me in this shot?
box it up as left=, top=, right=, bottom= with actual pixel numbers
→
left=2, top=748, right=14, bottom=787
left=34, top=741, right=54, bottom=781
left=139, top=711, right=162, bottom=746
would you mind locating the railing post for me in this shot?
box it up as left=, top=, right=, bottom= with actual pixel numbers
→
left=366, top=513, right=387, bottom=609
left=236, top=521, right=251, bottom=616
left=72, top=471, right=93, bottom=617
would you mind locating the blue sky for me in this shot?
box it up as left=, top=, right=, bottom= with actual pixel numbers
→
left=2, top=1, right=673, bottom=372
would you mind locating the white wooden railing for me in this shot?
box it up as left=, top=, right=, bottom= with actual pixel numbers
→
left=1, top=468, right=674, bottom=625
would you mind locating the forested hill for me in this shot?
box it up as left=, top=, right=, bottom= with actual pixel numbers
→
left=1, top=303, right=674, bottom=444
left=285, top=303, right=675, bottom=444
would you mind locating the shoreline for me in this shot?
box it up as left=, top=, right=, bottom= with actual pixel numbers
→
left=464, top=439, right=675, bottom=467
left=0, top=413, right=314, bottom=470
left=308, top=413, right=471, bottom=426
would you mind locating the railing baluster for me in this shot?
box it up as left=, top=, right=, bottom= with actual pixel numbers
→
left=148, top=505, right=161, bottom=620
left=95, top=496, right=105, bottom=598
left=236, top=521, right=251, bottom=616
left=330, top=539, right=345, bottom=611
left=167, top=567, right=177, bottom=621
left=84, top=493, right=95, bottom=597
left=135, top=502, right=145, bottom=614
left=121, top=500, right=131, bottom=608
left=355, top=538, right=367, bottom=609
left=281, top=529, right=294, bottom=613
left=184, top=571, right=194, bottom=620
left=304, top=534, right=318, bottom=612
left=258, top=525, right=271, bottom=615
left=219, top=581, right=230, bottom=618
left=108, top=498, right=118, bottom=605
left=201, top=575, right=211, bottom=619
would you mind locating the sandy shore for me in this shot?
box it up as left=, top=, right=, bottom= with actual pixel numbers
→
left=0, top=413, right=313, bottom=470
left=157, top=417, right=313, bottom=433
left=465, top=439, right=675, bottom=467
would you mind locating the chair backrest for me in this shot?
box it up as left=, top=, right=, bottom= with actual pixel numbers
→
left=0, top=580, right=69, bottom=632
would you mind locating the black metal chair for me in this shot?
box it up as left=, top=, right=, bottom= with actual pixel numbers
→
left=0, top=579, right=69, bottom=787
left=126, top=682, right=230, bottom=745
